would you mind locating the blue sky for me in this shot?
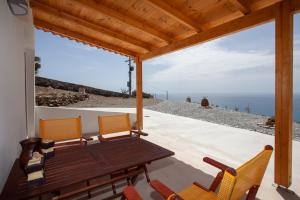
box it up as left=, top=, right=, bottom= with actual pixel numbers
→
left=36, top=14, right=300, bottom=95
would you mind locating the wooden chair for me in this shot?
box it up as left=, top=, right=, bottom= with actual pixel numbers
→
left=39, top=116, right=93, bottom=197
left=39, top=116, right=91, bottom=147
left=98, top=113, right=148, bottom=142
left=98, top=113, right=149, bottom=195
left=123, top=145, right=273, bottom=200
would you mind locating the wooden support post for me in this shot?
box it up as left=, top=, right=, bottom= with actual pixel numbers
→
left=135, top=57, right=143, bottom=130
left=275, top=0, right=293, bottom=188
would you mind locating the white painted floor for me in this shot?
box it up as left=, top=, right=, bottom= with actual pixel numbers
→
left=62, top=107, right=300, bottom=200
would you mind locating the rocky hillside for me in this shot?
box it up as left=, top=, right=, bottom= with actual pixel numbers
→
left=35, top=77, right=156, bottom=107
left=36, top=76, right=129, bottom=98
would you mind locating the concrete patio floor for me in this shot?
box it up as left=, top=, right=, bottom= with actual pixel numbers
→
left=80, top=107, right=300, bottom=200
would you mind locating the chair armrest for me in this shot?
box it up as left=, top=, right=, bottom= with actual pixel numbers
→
left=203, top=157, right=232, bottom=172
left=123, top=186, right=143, bottom=200
left=150, top=180, right=175, bottom=199
left=131, top=130, right=149, bottom=136
left=203, top=157, right=237, bottom=192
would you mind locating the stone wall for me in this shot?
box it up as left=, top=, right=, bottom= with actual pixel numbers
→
left=36, top=92, right=89, bottom=107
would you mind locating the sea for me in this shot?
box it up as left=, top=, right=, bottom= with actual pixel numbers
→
left=155, top=93, right=300, bottom=123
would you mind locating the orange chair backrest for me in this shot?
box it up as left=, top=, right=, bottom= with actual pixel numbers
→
left=217, top=146, right=273, bottom=200
left=39, top=116, right=82, bottom=141
left=98, top=114, right=131, bottom=135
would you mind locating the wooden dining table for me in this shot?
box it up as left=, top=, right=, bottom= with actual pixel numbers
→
left=0, top=138, right=174, bottom=200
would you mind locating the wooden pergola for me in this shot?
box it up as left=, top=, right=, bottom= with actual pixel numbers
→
left=30, top=0, right=300, bottom=188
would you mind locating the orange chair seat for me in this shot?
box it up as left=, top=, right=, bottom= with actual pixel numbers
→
left=177, top=184, right=217, bottom=200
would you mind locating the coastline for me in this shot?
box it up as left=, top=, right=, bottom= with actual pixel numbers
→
left=161, top=93, right=300, bottom=122
left=146, top=101, right=300, bottom=141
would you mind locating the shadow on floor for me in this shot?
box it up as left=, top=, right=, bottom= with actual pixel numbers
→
left=276, top=186, right=300, bottom=200
left=35, top=157, right=296, bottom=200
left=132, top=157, right=215, bottom=200
left=38, top=156, right=215, bottom=200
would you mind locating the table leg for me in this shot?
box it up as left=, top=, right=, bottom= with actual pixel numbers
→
left=120, top=174, right=140, bottom=200
left=143, top=165, right=150, bottom=183
left=130, top=167, right=141, bottom=185
left=51, top=190, right=61, bottom=199
left=120, top=167, right=141, bottom=200
left=110, top=174, right=117, bottom=195
left=120, top=165, right=151, bottom=200
left=87, top=180, right=91, bottom=198
left=125, top=169, right=131, bottom=185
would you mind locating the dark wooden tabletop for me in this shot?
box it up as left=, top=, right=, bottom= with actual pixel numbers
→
left=0, top=138, right=174, bottom=200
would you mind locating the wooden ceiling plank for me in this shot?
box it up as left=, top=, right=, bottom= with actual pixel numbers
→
left=30, top=0, right=152, bottom=52
left=228, top=0, right=251, bottom=15
left=34, top=19, right=138, bottom=58
left=144, top=0, right=202, bottom=32
left=249, top=0, right=283, bottom=11
left=199, top=0, right=283, bottom=31
left=141, top=3, right=278, bottom=60
left=75, top=0, right=172, bottom=43
left=292, top=0, right=300, bottom=13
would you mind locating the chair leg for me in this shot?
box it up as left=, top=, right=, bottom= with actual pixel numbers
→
left=246, top=185, right=260, bottom=200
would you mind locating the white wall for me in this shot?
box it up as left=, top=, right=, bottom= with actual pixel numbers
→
left=35, top=107, right=137, bottom=135
left=25, top=49, right=36, bottom=137
left=0, top=0, right=34, bottom=191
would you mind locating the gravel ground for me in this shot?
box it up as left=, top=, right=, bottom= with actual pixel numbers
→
left=146, top=101, right=300, bottom=141
left=66, top=94, right=160, bottom=108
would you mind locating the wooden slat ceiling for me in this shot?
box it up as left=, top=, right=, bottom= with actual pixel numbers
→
left=30, top=0, right=300, bottom=60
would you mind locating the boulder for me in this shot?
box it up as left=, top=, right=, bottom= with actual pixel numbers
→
left=186, top=96, right=191, bottom=103
left=201, top=97, right=209, bottom=107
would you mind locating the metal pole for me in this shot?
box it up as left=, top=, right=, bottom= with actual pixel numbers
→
left=125, top=58, right=134, bottom=96
left=128, top=59, right=132, bottom=96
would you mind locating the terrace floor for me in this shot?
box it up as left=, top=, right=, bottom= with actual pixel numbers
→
left=74, top=107, right=300, bottom=200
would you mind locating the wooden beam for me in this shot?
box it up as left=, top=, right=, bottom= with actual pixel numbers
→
left=135, top=57, right=143, bottom=130
left=275, top=0, right=293, bottom=188
left=144, top=0, right=202, bottom=32
left=30, top=0, right=152, bottom=52
left=141, top=3, right=277, bottom=60
left=34, top=19, right=138, bottom=58
left=75, top=0, right=172, bottom=44
left=228, top=0, right=251, bottom=15
left=292, top=0, right=300, bottom=13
